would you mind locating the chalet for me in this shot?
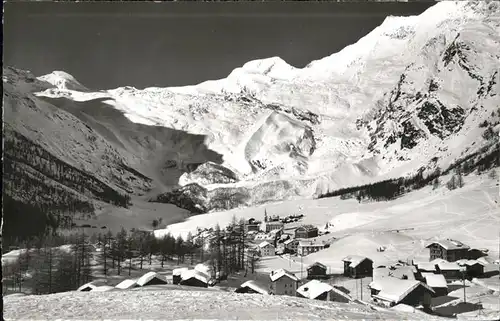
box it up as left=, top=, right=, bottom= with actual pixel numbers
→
left=262, top=221, right=284, bottom=233
left=426, top=239, right=470, bottom=261
left=295, top=225, right=319, bottom=239
left=136, top=272, right=168, bottom=287
left=307, top=262, right=328, bottom=280
left=342, top=256, right=373, bottom=278
left=172, top=267, right=189, bottom=284
left=421, top=273, right=448, bottom=297
left=456, top=259, right=485, bottom=279
left=269, top=269, right=300, bottom=296
left=436, top=261, right=464, bottom=280
left=235, top=280, right=269, bottom=295
left=115, top=279, right=139, bottom=290
left=297, top=240, right=326, bottom=256
left=297, top=280, right=350, bottom=303
left=259, top=241, right=275, bottom=257
left=369, top=277, right=434, bottom=308
left=284, top=239, right=299, bottom=254
left=179, top=269, right=210, bottom=288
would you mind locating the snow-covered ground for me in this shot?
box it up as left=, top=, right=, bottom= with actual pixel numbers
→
left=157, top=174, right=500, bottom=267
left=4, top=0, right=495, bottom=215
left=3, top=289, right=447, bottom=320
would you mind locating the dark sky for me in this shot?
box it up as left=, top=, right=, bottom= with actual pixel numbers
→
left=4, top=2, right=435, bottom=89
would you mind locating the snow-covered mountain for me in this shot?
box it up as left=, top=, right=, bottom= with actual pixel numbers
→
left=3, top=1, right=499, bottom=222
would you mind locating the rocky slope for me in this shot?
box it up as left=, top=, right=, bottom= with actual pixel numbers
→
left=3, top=1, right=500, bottom=221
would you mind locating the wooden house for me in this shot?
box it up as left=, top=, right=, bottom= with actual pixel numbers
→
left=307, top=262, right=328, bottom=280
left=421, top=273, right=448, bottom=297
left=297, top=280, right=350, bottom=303
left=179, top=269, right=209, bottom=288
left=269, top=269, right=300, bottom=296
left=342, top=256, right=373, bottom=278
left=297, top=240, right=325, bottom=256
left=435, top=261, right=464, bottom=280
left=172, top=267, right=189, bottom=284
left=136, top=272, right=168, bottom=287
left=259, top=241, right=275, bottom=257
left=456, top=260, right=485, bottom=279
left=284, top=239, right=299, bottom=254
left=294, top=225, right=319, bottom=239
left=426, top=239, right=470, bottom=261
left=369, top=277, right=434, bottom=308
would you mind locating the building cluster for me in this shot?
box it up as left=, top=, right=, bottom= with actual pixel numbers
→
left=365, top=239, right=490, bottom=309
left=235, top=267, right=352, bottom=304
left=77, top=263, right=217, bottom=292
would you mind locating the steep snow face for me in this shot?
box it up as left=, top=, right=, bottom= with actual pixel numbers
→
left=6, top=1, right=500, bottom=214
left=39, top=70, right=89, bottom=92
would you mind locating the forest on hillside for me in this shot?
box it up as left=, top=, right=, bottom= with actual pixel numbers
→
left=319, top=142, right=499, bottom=202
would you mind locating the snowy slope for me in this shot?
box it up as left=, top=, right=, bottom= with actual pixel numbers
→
left=4, top=1, right=500, bottom=218
left=3, top=289, right=447, bottom=320
left=156, top=173, right=500, bottom=269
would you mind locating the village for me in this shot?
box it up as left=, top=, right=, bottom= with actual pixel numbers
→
left=53, top=210, right=500, bottom=319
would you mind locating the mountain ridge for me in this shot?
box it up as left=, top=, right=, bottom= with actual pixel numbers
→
left=3, top=1, right=500, bottom=240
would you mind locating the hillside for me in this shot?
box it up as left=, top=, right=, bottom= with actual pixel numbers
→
left=3, top=1, right=500, bottom=241
left=3, top=289, right=446, bottom=320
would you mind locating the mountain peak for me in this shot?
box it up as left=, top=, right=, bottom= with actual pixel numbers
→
left=38, top=70, right=89, bottom=92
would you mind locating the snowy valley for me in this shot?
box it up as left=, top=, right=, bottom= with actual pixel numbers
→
left=2, top=1, right=500, bottom=319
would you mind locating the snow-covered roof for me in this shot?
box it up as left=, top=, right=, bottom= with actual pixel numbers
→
left=181, top=269, right=210, bottom=284
left=388, top=266, right=416, bottom=280
left=437, top=261, right=462, bottom=271
left=426, top=239, right=470, bottom=250
left=284, top=239, right=297, bottom=245
left=269, top=269, right=299, bottom=282
left=136, top=272, right=167, bottom=286
left=77, top=280, right=107, bottom=291
left=456, top=259, right=483, bottom=267
left=194, top=264, right=212, bottom=275
left=429, top=258, right=447, bottom=265
left=374, top=266, right=415, bottom=280
left=77, top=282, right=97, bottom=291
left=173, top=267, right=189, bottom=276
left=259, top=241, right=273, bottom=248
left=416, top=262, right=437, bottom=272
left=298, top=240, right=324, bottom=247
left=422, top=273, right=447, bottom=289
left=239, top=280, right=269, bottom=295
left=91, top=285, right=115, bottom=292
left=297, top=280, right=333, bottom=299
left=371, top=278, right=434, bottom=304
left=308, top=262, right=327, bottom=270
left=115, top=279, right=138, bottom=290
left=295, top=225, right=318, bottom=232
left=342, top=255, right=372, bottom=268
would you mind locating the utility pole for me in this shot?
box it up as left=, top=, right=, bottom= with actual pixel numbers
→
left=360, top=278, right=363, bottom=300
left=300, top=254, right=303, bottom=279
left=462, top=270, right=466, bottom=304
